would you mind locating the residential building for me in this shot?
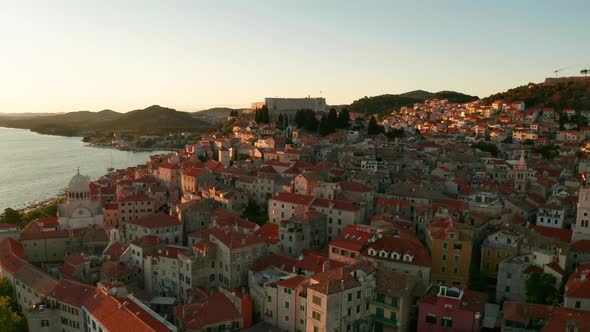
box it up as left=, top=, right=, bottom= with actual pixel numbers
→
left=425, top=219, right=473, bottom=287
left=417, top=285, right=487, bottom=332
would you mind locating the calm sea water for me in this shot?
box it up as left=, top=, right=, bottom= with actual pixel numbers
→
left=0, top=127, right=169, bottom=210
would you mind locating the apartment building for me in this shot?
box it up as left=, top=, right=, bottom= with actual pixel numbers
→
left=480, top=229, right=521, bottom=278
left=143, top=245, right=190, bottom=298
left=305, top=263, right=376, bottom=332
left=117, top=194, right=155, bottom=225
left=425, top=219, right=473, bottom=287
left=417, top=285, right=487, bottom=332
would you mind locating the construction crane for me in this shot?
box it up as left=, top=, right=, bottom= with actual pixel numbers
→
left=554, top=67, right=569, bottom=77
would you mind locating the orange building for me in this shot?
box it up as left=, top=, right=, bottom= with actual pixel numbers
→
left=426, top=219, right=473, bottom=287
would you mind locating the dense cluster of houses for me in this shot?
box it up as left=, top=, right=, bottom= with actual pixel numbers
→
left=2, top=98, right=590, bottom=331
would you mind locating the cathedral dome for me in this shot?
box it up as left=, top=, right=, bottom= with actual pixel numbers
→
left=67, top=171, right=90, bottom=194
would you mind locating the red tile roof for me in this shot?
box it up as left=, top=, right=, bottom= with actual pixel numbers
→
left=329, top=224, right=380, bottom=252
left=175, top=292, right=241, bottom=330
left=84, top=289, right=173, bottom=332
left=271, top=192, right=315, bottom=206
left=251, top=253, right=297, bottom=273
left=363, top=228, right=431, bottom=267
left=528, top=225, right=572, bottom=243
left=49, top=279, right=95, bottom=307
left=131, top=235, right=162, bottom=248
left=254, top=223, right=279, bottom=244
left=338, top=181, right=372, bottom=193
left=570, top=240, right=590, bottom=252
left=503, top=301, right=590, bottom=330
left=294, top=250, right=346, bottom=273
left=127, top=213, right=181, bottom=229
left=312, top=198, right=361, bottom=212
left=275, top=275, right=306, bottom=290
left=566, top=264, right=590, bottom=299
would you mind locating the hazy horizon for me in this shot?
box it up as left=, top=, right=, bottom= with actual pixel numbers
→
left=1, top=0, right=589, bottom=114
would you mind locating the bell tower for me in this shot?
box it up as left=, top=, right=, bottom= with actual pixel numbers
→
left=573, top=173, right=590, bottom=241
left=514, top=150, right=527, bottom=193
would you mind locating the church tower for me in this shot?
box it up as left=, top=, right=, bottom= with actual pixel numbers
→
left=57, top=170, right=103, bottom=229
left=573, top=174, right=590, bottom=241
left=514, top=150, right=527, bottom=193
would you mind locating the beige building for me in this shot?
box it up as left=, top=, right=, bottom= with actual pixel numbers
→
left=117, top=194, right=155, bottom=225
left=305, top=262, right=376, bottom=332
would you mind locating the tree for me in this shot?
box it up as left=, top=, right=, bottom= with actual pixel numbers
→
left=337, top=109, right=350, bottom=128
left=319, top=115, right=335, bottom=136
left=526, top=272, right=559, bottom=305
left=0, top=277, right=13, bottom=298
left=385, top=128, right=404, bottom=140
left=328, top=108, right=338, bottom=125
left=471, top=142, right=499, bottom=156
left=367, top=116, right=384, bottom=135
left=0, top=297, right=24, bottom=332
left=229, top=110, right=239, bottom=117
left=0, top=208, right=21, bottom=225
left=255, top=106, right=270, bottom=124
left=277, top=114, right=285, bottom=130
left=352, top=116, right=365, bottom=130
left=581, top=69, right=588, bottom=77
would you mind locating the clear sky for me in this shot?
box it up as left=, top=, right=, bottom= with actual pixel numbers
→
left=1, top=0, right=589, bottom=113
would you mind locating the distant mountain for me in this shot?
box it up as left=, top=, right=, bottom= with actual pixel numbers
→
left=0, top=105, right=209, bottom=136
left=482, top=79, right=590, bottom=110
left=349, top=90, right=478, bottom=115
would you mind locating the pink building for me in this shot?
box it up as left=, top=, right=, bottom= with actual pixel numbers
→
left=418, top=285, right=487, bottom=332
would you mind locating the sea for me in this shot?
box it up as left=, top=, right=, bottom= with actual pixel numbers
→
left=0, top=127, right=170, bottom=211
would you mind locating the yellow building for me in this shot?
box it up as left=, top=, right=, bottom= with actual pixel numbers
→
left=480, top=229, right=522, bottom=278
left=426, top=219, right=473, bottom=287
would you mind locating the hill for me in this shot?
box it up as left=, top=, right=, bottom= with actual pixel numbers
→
left=0, top=105, right=209, bottom=136
left=192, top=107, right=245, bottom=123
left=482, top=79, right=590, bottom=110
left=349, top=90, right=478, bottom=115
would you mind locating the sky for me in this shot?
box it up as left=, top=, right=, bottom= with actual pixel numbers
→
left=0, top=0, right=589, bottom=113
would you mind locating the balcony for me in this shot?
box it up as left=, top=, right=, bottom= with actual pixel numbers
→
left=371, top=299, right=398, bottom=311
left=371, top=315, right=399, bottom=327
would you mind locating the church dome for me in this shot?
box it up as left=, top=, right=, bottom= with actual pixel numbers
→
left=67, top=171, right=91, bottom=194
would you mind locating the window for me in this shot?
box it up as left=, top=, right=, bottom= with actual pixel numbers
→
left=441, top=317, right=453, bottom=327
left=425, top=314, right=437, bottom=324
left=507, top=272, right=512, bottom=279
left=41, top=320, right=49, bottom=327
left=454, top=255, right=459, bottom=263
left=442, top=242, right=448, bottom=250
left=453, top=243, right=462, bottom=250
left=312, top=311, right=321, bottom=321
left=442, top=254, right=447, bottom=261
left=356, top=290, right=361, bottom=299
left=267, top=296, right=272, bottom=303
left=348, top=293, right=353, bottom=301
left=347, top=308, right=351, bottom=316
left=312, top=296, right=322, bottom=306
left=575, top=301, right=581, bottom=308
left=284, top=288, right=292, bottom=295
left=285, top=302, right=289, bottom=309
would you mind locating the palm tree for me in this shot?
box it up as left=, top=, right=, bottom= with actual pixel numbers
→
left=581, top=69, right=589, bottom=77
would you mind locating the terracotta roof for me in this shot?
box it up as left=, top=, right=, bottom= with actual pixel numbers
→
left=503, top=301, right=590, bottom=330
left=275, top=275, right=306, bottom=290
left=131, top=235, right=162, bottom=249
left=528, top=225, right=572, bottom=243
left=175, top=292, right=241, bottom=330
left=254, top=223, right=279, bottom=244
left=329, top=224, right=380, bottom=252
left=49, top=279, right=95, bottom=307
left=251, top=253, right=297, bottom=273
left=294, top=250, right=345, bottom=274
left=126, top=213, right=181, bottom=229
left=84, top=289, right=173, bottom=332
left=64, top=253, right=86, bottom=266
left=271, top=192, right=315, bottom=206
left=337, top=181, right=372, bottom=193
left=312, top=198, right=361, bottom=212
left=307, top=262, right=375, bottom=295
left=104, top=242, right=130, bottom=258
left=363, top=228, right=431, bottom=267
left=570, top=240, right=590, bottom=252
